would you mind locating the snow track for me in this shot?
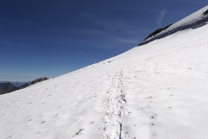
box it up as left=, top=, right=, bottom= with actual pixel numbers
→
left=101, top=67, right=129, bottom=139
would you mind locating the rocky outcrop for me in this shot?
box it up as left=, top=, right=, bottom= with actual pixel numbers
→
left=203, top=9, right=208, bottom=16
left=143, top=24, right=172, bottom=41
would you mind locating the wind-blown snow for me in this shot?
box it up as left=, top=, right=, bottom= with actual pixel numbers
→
left=1, top=11, right=208, bottom=139
left=140, top=5, right=208, bottom=45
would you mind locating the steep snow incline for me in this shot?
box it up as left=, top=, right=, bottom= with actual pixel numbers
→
left=140, top=5, right=208, bottom=45
left=1, top=22, right=208, bottom=139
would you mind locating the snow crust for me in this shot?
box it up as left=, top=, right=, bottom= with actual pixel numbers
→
left=141, top=5, right=208, bottom=45
left=1, top=19, right=208, bottom=139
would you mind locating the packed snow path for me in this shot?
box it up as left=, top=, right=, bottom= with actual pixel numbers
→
left=1, top=16, right=208, bottom=139
left=101, top=69, right=125, bottom=138
left=101, top=63, right=132, bottom=138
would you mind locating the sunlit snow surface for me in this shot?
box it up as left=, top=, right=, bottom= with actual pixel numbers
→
left=1, top=19, right=208, bottom=139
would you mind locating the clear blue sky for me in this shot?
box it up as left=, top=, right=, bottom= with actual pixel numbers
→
left=0, top=0, right=207, bottom=81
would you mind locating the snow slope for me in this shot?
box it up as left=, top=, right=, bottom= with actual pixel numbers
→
left=1, top=11, right=208, bottom=139
left=140, top=5, right=208, bottom=45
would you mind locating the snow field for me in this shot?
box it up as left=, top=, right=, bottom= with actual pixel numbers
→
left=0, top=18, right=208, bottom=139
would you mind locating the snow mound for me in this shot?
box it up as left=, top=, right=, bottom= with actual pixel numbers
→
left=139, top=5, right=208, bottom=46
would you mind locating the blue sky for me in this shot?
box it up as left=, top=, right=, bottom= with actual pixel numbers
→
left=0, top=0, right=207, bottom=81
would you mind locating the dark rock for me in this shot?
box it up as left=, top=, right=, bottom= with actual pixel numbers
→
left=143, top=24, right=172, bottom=41
left=203, top=9, right=208, bottom=16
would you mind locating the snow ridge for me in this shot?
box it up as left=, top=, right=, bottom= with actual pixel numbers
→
left=139, top=5, right=208, bottom=46
left=101, top=67, right=128, bottom=139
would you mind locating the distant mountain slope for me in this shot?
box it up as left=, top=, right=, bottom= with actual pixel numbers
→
left=19, top=77, right=48, bottom=89
left=139, top=5, right=208, bottom=46
left=0, top=81, right=27, bottom=87
left=0, top=77, right=48, bottom=95
left=12, top=82, right=27, bottom=87
left=0, top=82, right=18, bottom=95
left=1, top=6, right=208, bottom=139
